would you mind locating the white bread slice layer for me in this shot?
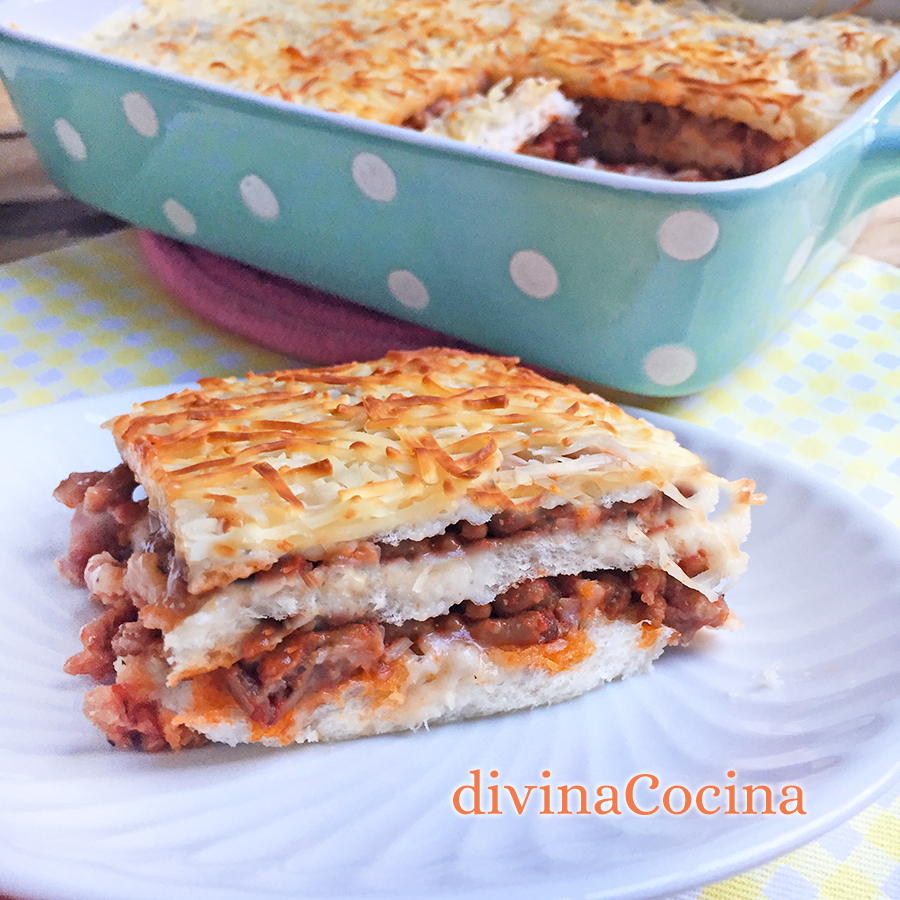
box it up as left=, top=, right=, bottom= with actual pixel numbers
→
left=164, top=479, right=750, bottom=684
left=166, top=614, right=674, bottom=747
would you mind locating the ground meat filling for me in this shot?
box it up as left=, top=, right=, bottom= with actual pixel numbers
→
left=321, top=491, right=668, bottom=566
left=55, top=467, right=206, bottom=749
left=60, top=553, right=203, bottom=750
left=519, top=120, right=584, bottom=164
left=56, top=467, right=725, bottom=746
left=225, top=567, right=729, bottom=729
left=53, top=465, right=146, bottom=585
left=225, top=622, right=387, bottom=727
left=406, top=90, right=794, bottom=180
left=574, top=98, right=793, bottom=180
left=55, top=467, right=208, bottom=627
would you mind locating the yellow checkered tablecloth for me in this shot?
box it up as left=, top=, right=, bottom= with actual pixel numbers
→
left=0, top=230, right=293, bottom=404
left=1, top=229, right=900, bottom=900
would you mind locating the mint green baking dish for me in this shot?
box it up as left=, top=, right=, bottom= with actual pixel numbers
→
left=2, top=0, right=899, bottom=395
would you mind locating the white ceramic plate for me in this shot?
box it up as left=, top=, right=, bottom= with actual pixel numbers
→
left=2, top=390, right=900, bottom=900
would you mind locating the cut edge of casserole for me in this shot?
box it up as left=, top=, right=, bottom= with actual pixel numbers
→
left=81, top=0, right=900, bottom=180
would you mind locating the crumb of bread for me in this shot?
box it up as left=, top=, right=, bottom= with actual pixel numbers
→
left=756, top=663, right=784, bottom=689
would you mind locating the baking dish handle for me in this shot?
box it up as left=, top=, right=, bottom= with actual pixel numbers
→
left=825, top=102, right=900, bottom=238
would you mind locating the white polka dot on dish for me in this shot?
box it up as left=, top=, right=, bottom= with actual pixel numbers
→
left=658, top=210, right=719, bottom=261
left=163, top=199, right=197, bottom=236
left=239, top=174, right=280, bottom=220
left=122, top=92, right=159, bottom=138
left=509, top=249, right=559, bottom=299
left=643, top=344, right=698, bottom=387
left=388, top=270, right=429, bottom=310
left=53, top=119, right=86, bottom=161
left=784, top=235, right=816, bottom=284
left=352, top=152, right=397, bottom=202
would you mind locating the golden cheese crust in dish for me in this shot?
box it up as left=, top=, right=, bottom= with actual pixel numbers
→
left=56, top=349, right=761, bottom=751
left=84, top=0, right=900, bottom=178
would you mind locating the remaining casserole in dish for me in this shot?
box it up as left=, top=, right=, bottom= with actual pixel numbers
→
left=2, top=0, right=900, bottom=394
left=84, top=0, right=900, bottom=180
left=54, top=349, right=760, bottom=750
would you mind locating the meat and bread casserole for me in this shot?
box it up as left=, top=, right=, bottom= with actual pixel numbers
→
left=55, top=349, right=761, bottom=750
left=84, top=0, right=900, bottom=179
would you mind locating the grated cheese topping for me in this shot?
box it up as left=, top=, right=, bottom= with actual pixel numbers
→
left=82, top=0, right=900, bottom=154
left=105, top=348, right=758, bottom=594
left=422, top=77, right=579, bottom=152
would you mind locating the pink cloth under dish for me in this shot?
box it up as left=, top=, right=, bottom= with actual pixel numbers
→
left=138, top=230, right=477, bottom=364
